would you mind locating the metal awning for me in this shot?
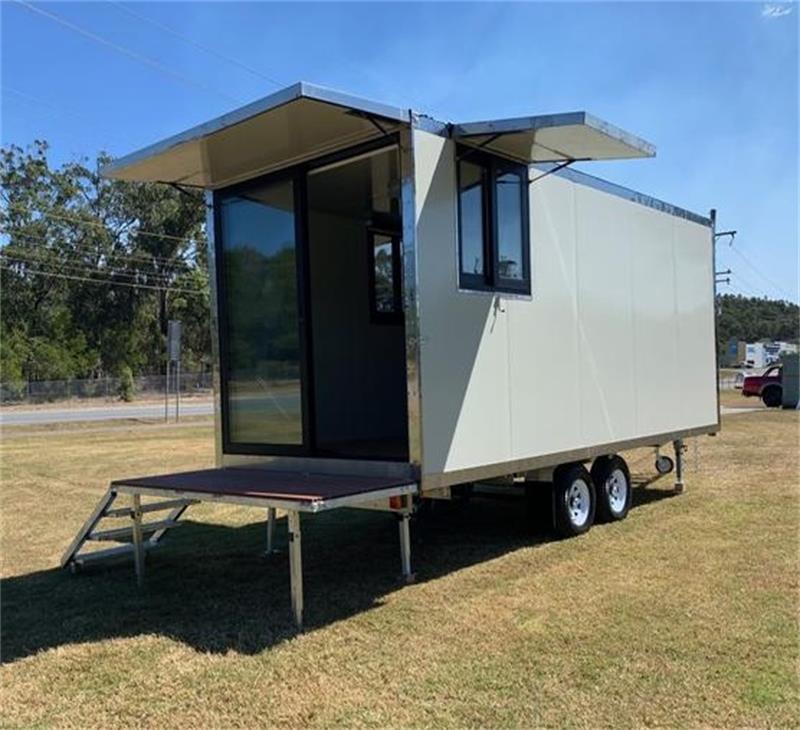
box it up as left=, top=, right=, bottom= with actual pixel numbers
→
left=452, top=112, right=655, bottom=163
left=102, top=84, right=655, bottom=188
left=102, top=82, right=410, bottom=189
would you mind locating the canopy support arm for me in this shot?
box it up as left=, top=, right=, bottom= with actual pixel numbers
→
left=165, top=182, right=212, bottom=208
left=529, top=159, right=581, bottom=186
left=455, top=134, right=502, bottom=162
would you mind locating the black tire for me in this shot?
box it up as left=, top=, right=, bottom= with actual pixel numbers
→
left=552, top=463, right=596, bottom=538
left=591, top=455, right=632, bottom=523
left=762, top=386, right=782, bottom=408
left=655, top=454, right=674, bottom=475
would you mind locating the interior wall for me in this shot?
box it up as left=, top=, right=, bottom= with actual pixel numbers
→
left=308, top=210, right=407, bottom=454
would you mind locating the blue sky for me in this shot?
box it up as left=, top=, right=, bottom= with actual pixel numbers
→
left=2, top=1, right=797, bottom=302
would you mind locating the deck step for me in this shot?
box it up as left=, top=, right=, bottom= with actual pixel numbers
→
left=72, top=542, right=161, bottom=567
left=88, top=519, right=182, bottom=542
left=62, top=488, right=194, bottom=570
left=104, top=498, right=198, bottom=518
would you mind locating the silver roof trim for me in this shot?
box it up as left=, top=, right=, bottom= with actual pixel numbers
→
left=101, top=81, right=412, bottom=179
left=535, top=162, right=711, bottom=227
left=453, top=111, right=656, bottom=159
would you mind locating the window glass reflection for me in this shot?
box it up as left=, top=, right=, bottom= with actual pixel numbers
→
left=219, top=179, right=303, bottom=445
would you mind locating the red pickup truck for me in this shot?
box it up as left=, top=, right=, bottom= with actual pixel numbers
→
left=741, top=364, right=783, bottom=407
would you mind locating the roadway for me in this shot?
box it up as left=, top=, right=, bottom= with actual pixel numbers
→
left=1, top=400, right=762, bottom=427
left=0, top=401, right=214, bottom=426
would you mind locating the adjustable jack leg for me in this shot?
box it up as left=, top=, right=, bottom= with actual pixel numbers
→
left=131, top=494, right=145, bottom=587
left=287, top=510, right=303, bottom=630
left=673, top=439, right=686, bottom=494
left=397, top=510, right=414, bottom=584
left=265, top=507, right=276, bottom=555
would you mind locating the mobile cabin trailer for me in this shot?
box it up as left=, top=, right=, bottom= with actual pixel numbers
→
left=63, top=83, right=720, bottom=629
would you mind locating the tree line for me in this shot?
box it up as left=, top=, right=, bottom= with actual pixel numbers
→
left=1, top=142, right=798, bottom=391
left=1, top=141, right=210, bottom=392
left=716, top=293, right=799, bottom=360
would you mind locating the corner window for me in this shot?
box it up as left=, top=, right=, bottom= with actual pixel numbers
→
left=457, top=146, right=530, bottom=294
left=368, top=230, right=403, bottom=323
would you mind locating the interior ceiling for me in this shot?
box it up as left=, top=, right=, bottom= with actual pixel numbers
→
left=307, top=148, right=400, bottom=220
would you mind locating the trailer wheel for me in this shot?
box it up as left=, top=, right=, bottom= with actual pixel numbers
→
left=655, top=454, right=674, bottom=475
left=591, top=455, right=632, bottom=522
left=762, top=385, right=782, bottom=408
left=553, top=464, right=595, bottom=538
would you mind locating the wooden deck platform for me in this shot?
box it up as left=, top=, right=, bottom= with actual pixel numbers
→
left=111, top=467, right=417, bottom=511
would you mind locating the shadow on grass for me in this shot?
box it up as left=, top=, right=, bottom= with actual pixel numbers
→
left=1, top=484, right=676, bottom=663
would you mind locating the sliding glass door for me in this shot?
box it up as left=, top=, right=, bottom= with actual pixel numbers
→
left=217, top=177, right=305, bottom=450
left=214, top=138, right=407, bottom=459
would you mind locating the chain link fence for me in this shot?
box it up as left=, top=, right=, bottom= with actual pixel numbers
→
left=0, top=371, right=213, bottom=405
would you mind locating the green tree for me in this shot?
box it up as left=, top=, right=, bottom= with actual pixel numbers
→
left=1, top=141, right=210, bottom=385
left=716, top=293, right=800, bottom=361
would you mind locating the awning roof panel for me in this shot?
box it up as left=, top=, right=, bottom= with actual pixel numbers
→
left=102, top=84, right=655, bottom=188
left=452, top=111, right=655, bottom=163
left=102, top=82, right=410, bottom=189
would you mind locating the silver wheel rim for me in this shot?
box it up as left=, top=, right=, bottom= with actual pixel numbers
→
left=606, top=468, right=628, bottom=514
left=566, top=479, right=591, bottom=527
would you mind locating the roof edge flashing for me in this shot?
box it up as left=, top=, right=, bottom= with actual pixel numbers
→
left=534, top=162, right=711, bottom=227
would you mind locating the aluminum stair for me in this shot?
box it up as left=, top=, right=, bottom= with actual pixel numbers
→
left=61, top=488, right=197, bottom=573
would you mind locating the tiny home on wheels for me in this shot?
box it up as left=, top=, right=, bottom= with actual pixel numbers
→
left=63, top=83, right=719, bottom=628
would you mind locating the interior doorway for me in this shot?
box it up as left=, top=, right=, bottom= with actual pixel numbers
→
left=306, top=144, right=408, bottom=460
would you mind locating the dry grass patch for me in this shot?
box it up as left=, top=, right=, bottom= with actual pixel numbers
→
left=718, top=389, right=766, bottom=409
left=1, top=412, right=798, bottom=728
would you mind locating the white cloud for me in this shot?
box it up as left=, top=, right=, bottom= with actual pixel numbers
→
left=762, top=4, right=794, bottom=18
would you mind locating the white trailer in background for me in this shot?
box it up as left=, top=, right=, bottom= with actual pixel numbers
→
left=64, top=83, right=719, bottom=628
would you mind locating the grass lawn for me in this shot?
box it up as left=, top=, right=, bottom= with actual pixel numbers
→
left=718, top=389, right=766, bottom=409
left=1, top=412, right=798, bottom=728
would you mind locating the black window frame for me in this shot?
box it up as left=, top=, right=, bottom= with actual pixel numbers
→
left=213, top=171, right=311, bottom=458
left=367, top=226, right=403, bottom=325
left=456, top=144, right=531, bottom=296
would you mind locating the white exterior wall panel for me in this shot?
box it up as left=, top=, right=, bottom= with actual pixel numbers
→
left=674, top=224, right=718, bottom=426
left=413, top=129, right=717, bottom=484
left=414, top=131, right=512, bottom=475
left=629, top=205, right=681, bottom=436
left=507, top=173, right=581, bottom=458
left=573, top=184, right=639, bottom=445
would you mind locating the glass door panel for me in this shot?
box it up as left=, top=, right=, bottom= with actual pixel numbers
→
left=218, top=178, right=304, bottom=447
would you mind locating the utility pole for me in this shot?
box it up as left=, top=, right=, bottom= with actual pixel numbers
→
left=167, top=320, right=182, bottom=422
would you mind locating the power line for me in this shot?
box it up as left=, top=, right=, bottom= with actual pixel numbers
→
left=111, top=1, right=284, bottom=88
left=1, top=229, right=197, bottom=268
left=3, top=205, right=204, bottom=249
left=0, top=246, right=192, bottom=281
left=0, top=86, right=130, bottom=158
left=11, top=0, right=243, bottom=105
left=1, top=85, right=123, bottom=139
left=728, top=244, right=796, bottom=301
left=1, top=249, right=192, bottom=284
left=0, top=261, right=204, bottom=294
left=729, top=270, right=767, bottom=299
left=1, top=224, right=180, bottom=259
left=0, top=257, right=202, bottom=293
